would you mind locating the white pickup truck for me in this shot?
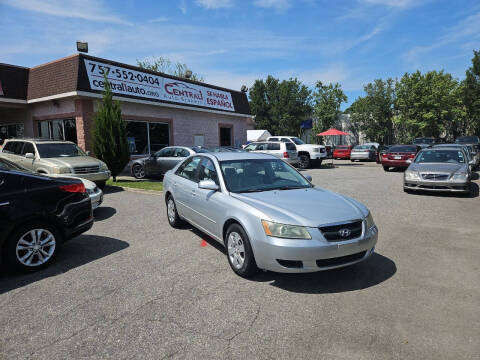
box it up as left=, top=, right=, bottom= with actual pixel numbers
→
left=266, top=136, right=326, bottom=168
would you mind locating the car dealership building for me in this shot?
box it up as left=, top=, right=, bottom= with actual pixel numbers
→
left=0, top=54, right=253, bottom=157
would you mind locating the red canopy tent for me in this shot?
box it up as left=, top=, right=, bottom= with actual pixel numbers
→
left=316, top=128, right=350, bottom=166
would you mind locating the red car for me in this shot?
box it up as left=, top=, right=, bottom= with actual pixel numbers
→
left=333, top=145, right=353, bottom=159
left=381, top=145, right=421, bottom=171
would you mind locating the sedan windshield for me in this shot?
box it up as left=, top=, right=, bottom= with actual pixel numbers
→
left=389, top=145, right=417, bottom=152
left=36, top=143, right=86, bottom=158
left=354, top=145, right=371, bottom=150
left=291, top=137, right=305, bottom=145
left=220, top=159, right=311, bottom=193
left=415, top=150, right=465, bottom=164
left=456, top=136, right=479, bottom=144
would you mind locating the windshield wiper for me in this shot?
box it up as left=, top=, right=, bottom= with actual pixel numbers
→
left=271, top=186, right=309, bottom=191
left=239, top=189, right=267, bottom=193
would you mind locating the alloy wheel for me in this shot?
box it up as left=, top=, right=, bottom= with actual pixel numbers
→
left=15, top=229, right=56, bottom=267
left=227, top=232, right=245, bottom=269
left=167, top=198, right=176, bottom=224
left=133, top=165, right=145, bottom=179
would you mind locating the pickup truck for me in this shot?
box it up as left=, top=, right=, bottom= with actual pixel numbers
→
left=266, top=136, right=326, bottom=168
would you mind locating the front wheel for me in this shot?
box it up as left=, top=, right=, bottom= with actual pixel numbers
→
left=383, top=166, right=389, bottom=172
left=132, top=164, right=146, bottom=179
left=298, top=155, right=311, bottom=169
left=5, top=222, right=62, bottom=272
left=225, top=224, right=258, bottom=277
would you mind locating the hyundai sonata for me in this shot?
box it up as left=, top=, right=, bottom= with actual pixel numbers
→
left=163, top=152, right=378, bottom=277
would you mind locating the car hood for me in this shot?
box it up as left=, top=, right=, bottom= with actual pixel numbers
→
left=41, top=156, right=103, bottom=168
left=409, top=162, right=466, bottom=173
left=297, top=144, right=324, bottom=150
left=231, top=187, right=368, bottom=227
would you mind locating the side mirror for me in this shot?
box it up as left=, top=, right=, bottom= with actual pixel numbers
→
left=25, top=152, right=35, bottom=159
left=304, top=174, right=313, bottom=182
left=86, top=151, right=91, bottom=156
left=198, top=179, right=219, bottom=191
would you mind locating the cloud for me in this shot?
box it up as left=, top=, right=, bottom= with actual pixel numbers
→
left=253, top=0, right=291, bottom=12
left=148, top=17, right=169, bottom=23
left=361, top=0, right=416, bottom=8
left=195, top=0, right=234, bottom=9
left=0, top=0, right=131, bottom=25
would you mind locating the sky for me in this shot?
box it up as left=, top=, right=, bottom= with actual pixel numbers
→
left=1, top=0, right=479, bottom=109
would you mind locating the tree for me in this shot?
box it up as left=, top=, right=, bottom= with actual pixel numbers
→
left=463, top=50, right=480, bottom=136
left=137, top=56, right=204, bottom=82
left=92, top=74, right=130, bottom=182
left=312, top=82, right=347, bottom=142
left=395, top=70, right=463, bottom=142
left=249, top=76, right=312, bottom=135
left=347, top=79, right=395, bottom=144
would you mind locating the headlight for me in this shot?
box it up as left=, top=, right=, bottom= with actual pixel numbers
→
left=404, top=170, right=420, bottom=180
left=261, top=220, right=311, bottom=239
left=365, top=211, right=375, bottom=229
left=52, top=167, right=71, bottom=174
left=313, top=148, right=321, bottom=153
left=99, top=162, right=109, bottom=171
left=451, top=172, right=468, bottom=181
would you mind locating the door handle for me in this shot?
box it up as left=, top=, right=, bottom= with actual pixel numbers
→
left=191, top=190, right=196, bottom=197
left=0, top=201, right=10, bottom=207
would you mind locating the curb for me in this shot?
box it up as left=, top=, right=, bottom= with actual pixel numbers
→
left=105, top=185, right=164, bottom=196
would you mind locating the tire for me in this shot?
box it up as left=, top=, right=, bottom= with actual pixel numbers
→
left=4, top=222, right=62, bottom=272
left=97, top=181, right=106, bottom=190
left=383, top=166, right=389, bottom=172
left=166, top=195, right=184, bottom=228
left=316, top=159, right=323, bottom=167
left=298, top=154, right=311, bottom=169
left=225, top=223, right=258, bottom=278
left=132, top=164, right=146, bottom=179
left=403, top=187, right=411, bottom=194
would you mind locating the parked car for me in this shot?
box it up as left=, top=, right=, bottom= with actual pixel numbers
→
left=455, top=136, right=480, bottom=145
left=376, top=145, right=391, bottom=164
left=0, top=139, right=110, bottom=188
left=333, top=145, right=353, bottom=159
left=433, top=144, right=477, bottom=170
left=163, top=152, right=378, bottom=277
left=131, top=146, right=208, bottom=179
left=266, top=136, right=326, bottom=168
left=404, top=148, right=472, bottom=195
left=0, top=157, right=94, bottom=271
left=413, top=137, right=436, bottom=149
left=204, top=146, right=245, bottom=153
left=350, top=145, right=377, bottom=162
left=244, top=141, right=299, bottom=166
left=381, top=145, right=421, bottom=171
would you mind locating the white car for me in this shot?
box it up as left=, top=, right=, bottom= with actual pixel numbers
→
left=266, top=136, right=326, bottom=168
left=50, top=175, right=103, bottom=210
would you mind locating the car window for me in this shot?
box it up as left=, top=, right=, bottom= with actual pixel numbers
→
left=21, top=142, right=35, bottom=156
left=156, top=147, right=175, bottom=157
left=291, top=137, right=305, bottom=145
left=354, top=145, right=370, bottom=150
left=36, top=143, right=86, bottom=158
left=244, top=144, right=257, bottom=151
left=3, top=141, right=23, bottom=155
left=389, top=145, right=417, bottom=152
left=280, top=138, right=291, bottom=143
left=176, top=156, right=202, bottom=182
left=198, top=158, right=219, bottom=185
left=174, top=148, right=190, bottom=157
left=268, top=137, right=279, bottom=141
left=415, top=150, right=465, bottom=164
left=286, top=143, right=296, bottom=151
left=255, top=143, right=269, bottom=151
left=268, top=143, right=281, bottom=150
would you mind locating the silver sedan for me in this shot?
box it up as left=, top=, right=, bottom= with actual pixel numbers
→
left=163, top=152, right=378, bottom=277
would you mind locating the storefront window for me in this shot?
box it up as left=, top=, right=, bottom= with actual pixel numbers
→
left=0, top=123, right=24, bottom=142
left=126, top=120, right=169, bottom=155
left=38, top=119, right=77, bottom=143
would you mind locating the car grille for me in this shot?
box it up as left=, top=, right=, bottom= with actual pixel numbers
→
left=320, top=148, right=326, bottom=153
left=316, top=251, right=367, bottom=268
left=74, top=166, right=100, bottom=174
left=319, top=220, right=363, bottom=242
left=421, top=173, right=449, bottom=181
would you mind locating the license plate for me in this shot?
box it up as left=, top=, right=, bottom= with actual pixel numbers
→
left=394, top=156, right=402, bottom=159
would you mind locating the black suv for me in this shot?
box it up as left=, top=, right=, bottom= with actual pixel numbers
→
left=0, top=158, right=94, bottom=271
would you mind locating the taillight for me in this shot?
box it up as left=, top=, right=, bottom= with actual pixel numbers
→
left=382, top=153, right=388, bottom=158
left=60, top=183, right=86, bottom=193
left=283, top=152, right=289, bottom=158
left=408, top=153, right=415, bottom=158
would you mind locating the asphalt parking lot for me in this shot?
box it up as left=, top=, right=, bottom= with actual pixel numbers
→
left=1, top=160, right=479, bottom=359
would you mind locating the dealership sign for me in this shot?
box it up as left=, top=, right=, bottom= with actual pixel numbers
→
left=84, top=59, right=235, bottom=112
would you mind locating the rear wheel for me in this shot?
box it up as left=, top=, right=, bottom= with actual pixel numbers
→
left=383, top=166, right=389, bottom=172
left=166, top=195, right=184, bottom=228
left=5, top=222, right=62, bottom=272
left=132, top=164, right=146, bottom=179
left=225, top=223, right=258, bottom=277
left=298, top=154, right=311, bottom=169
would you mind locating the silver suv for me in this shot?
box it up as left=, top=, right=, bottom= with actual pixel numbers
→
left=244, top=141, right=299, bottom=165
left=0, top=139, right=110, bottom=187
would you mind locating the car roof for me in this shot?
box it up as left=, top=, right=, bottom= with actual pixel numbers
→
left=4, top=138, right=75, bottom=144
left=208, top=151, right=278, bottom=161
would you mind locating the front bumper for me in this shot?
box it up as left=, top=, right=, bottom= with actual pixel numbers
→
left=89, top=188, right=103, bottom=210
left=311, top=152, right=327, bottom=160
left=350, top=152, right=371, bottom=160
left=253, top=224, right=378, bottom=273
left=404, top=179, right=470, bottom=193
left=62, top=171, right=111, bottom=183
